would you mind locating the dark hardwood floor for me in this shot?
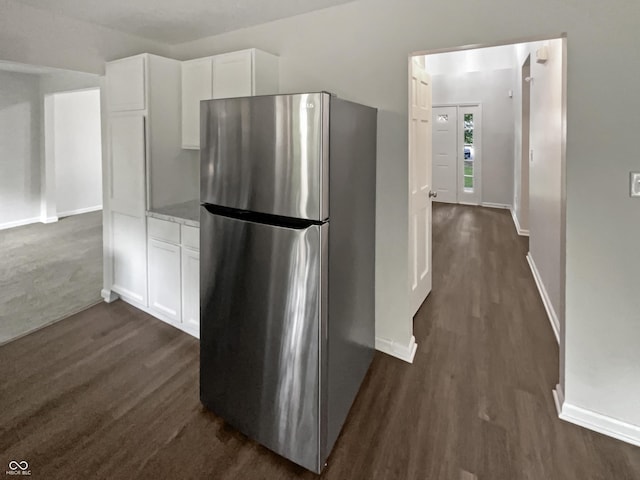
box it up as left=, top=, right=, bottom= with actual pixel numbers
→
left=1, top=203, right=639, bottom=479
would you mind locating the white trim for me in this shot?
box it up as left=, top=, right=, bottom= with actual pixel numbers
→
left=526, top=253, right=560, bottom=343
left=119, top=295, right=200, bottom=340
left=101, top=289, right=120, bottom=303
left=510, top=207, right=530, bottom=236
left=459, top=201, right=479, bottom=207
left=413, top=32, right=567, bottom=56
left=112, top=285, right=144, bottom=305
left=481, top=202, right=511, bottom=210
left=42, top=93, right=58, bottom=224
left=553, top=384, right=565, bottom=415
left=375, top=335, right=417, bottom=363
left=558, top=401, right=640, bottom=448
left=58, top=205, right=103, bottom=217
left=41, top=215, right=59, bottom=224
left=0, top=216, right=41, bottom=230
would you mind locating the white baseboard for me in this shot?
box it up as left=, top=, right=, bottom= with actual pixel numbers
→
left=481, top=202, right=511, bottom=210
left=526, top=253, right=560, bottom=343
left=375, top=335, right=417, bottom=363
left=58, top=205, right=102, bottom=217
left=41, top=215, right=59, bottom=224
left=510, top=208, right=530, bottom=236
left=458, top=201, right=479, bottom=207
left=0, top=216, right=41, bottom=230
left=101, top=289, right=120, bottom=303
left=558, top=400, right=640, bottom=448
left=553, top=384, right=565, bottom=414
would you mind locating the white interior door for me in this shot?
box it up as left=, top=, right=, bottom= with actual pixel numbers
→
left=409, top=58, right=433, bottom=316
left=432, top=106, right=458, bottom=203
left=457, top=105, right=482, bottom=205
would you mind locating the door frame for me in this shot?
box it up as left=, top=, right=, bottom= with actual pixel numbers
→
left=410, top=33, right=567, bottom=422
left=42, top=87, right=102, bottom=223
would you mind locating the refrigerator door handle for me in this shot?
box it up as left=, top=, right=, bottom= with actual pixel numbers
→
left=202, top=203, right=325, bottom=230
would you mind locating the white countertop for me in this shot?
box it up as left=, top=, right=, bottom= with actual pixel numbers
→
left=147, top=200, right=200, bottom=227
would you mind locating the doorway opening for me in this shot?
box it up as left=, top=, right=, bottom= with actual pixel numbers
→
left=0, top=60, right=103, bottom=344
left=408, top=33, right=567, bottom=380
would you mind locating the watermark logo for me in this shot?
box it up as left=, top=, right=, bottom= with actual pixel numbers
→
left=5, top=461, right=30, bottom=476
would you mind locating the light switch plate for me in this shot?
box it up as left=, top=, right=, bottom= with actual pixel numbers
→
left=631, top=172, right=640, bottom=197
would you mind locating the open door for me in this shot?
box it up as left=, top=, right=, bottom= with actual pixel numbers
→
left=409, top=57, right=433, bottom=316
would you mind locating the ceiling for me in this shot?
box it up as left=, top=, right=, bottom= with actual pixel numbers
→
left=18, top=0, right=356, bottom=45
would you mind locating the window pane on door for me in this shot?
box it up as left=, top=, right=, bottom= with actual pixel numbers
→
left=463, top=113, right=474, bottom=192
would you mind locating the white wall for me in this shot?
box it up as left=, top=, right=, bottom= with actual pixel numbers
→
left=39, top=70, right=101, bottom=222
left=53, top=89, right=102, bottom=216
left=168, top=0, right=640, bottom=436
left=431, top=68, right=515, bottom=206
left=0, top=0, right=170, bottom=74
left=0, top=70, right=41, bottom=228
left=0, top=65, right=102, bottom=229
left=513, top=56, right=531, bottom=232
left=426, top=44, right=515, bottom=76
left=519, top=40, right=565, bottom=342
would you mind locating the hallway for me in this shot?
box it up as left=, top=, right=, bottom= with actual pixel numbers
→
left=0, top=204, right=638, bottom=479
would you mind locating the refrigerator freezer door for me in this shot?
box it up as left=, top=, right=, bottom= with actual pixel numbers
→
left=200, top=207, right=328, bottom=472
left=200, top=93, right=329, bottom=221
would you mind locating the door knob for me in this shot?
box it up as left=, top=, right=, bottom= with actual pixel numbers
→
left=429, top=191, right=438, bottom=198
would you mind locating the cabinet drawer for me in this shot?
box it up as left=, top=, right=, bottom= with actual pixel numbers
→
left=182, top=225, right=199, bottom=250
left=148, top=217, right=180, bottom=244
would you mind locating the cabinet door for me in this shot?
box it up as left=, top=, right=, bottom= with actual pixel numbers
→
left=181, top=247, right=200, bottom=335
left=111, top=211, right=147, bottom=304
left=148, top=238, right=181, bottom=322
left=181, top=58, right=213, bottom=149
left=106, top=56, right=146, bottom=111
left=212, top=51, right=253, bottom=99
left=108, top=113, right=148, bottom=305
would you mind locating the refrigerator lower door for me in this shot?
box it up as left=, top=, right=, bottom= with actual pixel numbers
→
left=200, top=207, right=328, bottom=472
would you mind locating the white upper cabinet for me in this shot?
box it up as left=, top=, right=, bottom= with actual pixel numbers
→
left=106, top=56, right=146, bottom=111
left=181, top=58, right=213, bottom=150
left=181, top=48, right=279, bottom=149
left=212, top=50, right=253, bottom=99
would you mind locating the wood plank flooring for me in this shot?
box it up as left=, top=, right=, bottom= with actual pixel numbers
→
left=0, top=211, right=102, bottom=345
left=1, top=204, right=639, bottom=479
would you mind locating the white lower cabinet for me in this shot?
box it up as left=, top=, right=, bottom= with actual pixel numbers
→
left=181, top=247, right=200, bottom=334
left=147, top=217, right=200, bottom=337
left=148, top=238, right=181, bottom=322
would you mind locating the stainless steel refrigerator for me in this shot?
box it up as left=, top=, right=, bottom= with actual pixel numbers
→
left=199, top=92, right=377, bottom=473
